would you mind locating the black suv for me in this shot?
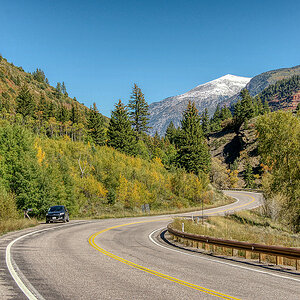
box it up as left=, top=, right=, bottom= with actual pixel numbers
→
left=46, top=205, right=69, bottom=223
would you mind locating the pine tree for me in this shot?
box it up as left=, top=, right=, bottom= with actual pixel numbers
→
left=240, top=89, right=255, bottom=120
left=47, top=102, right=56, bottom=119
left=55, top=82, right=62, bottom=99
left=32, top=68, right=46, bottom=83
left=201, top=108, right=210, bottom=136
left=58, top=105, right=69, bottom=123
left=176, top=101, right=211, bottom=174
left=107, top=100, right=136, bottom=155
left=16, top=85, right=35, bottom=118
left=220, top=106, right=232, bottom=120
left=263, top=100, right=270, bottom=113
left=165, top=121, right=177, bottom=144
left=256, top=96, right=264, bottom=115
left=61, top=82, right=67, bottom=96
left=38, top=94, right=48, bottom=120
left=128, top=84, right=150, bottom=140
left=244, top=162, right=254, bottom=188
left=70, top=103, right=80, bottom=124
left=88, top=103, right=105, bottom=146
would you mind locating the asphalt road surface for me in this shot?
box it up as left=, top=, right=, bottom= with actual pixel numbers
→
left=1, top=191, right=299, bottom=299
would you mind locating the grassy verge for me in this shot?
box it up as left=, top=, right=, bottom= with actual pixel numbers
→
left=79, top=190, right=235, bottom=219
left=0, top=190, right=234, bottom=236
left=171, top=210, right=300, bottom=247
left=170, top=210, right=300, bottom=267
left=0, top=218, right=39, bottom=236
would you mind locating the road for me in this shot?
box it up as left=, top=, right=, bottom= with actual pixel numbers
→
left=1, top=191, right=299, bottom=299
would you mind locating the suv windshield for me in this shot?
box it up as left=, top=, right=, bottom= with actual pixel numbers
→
left=48, top=206, right=64, bottom=212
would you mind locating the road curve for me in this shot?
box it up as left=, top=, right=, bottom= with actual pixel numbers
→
left=1, top=191, right=299, bottom=299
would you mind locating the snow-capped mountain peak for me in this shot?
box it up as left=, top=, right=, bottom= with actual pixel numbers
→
left=148, top=74, right=251, bottom=136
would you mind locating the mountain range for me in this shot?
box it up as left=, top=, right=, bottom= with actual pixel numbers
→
left=148, top=75, right=251, bottom=136
left=148, top=65, right=300, bottom=136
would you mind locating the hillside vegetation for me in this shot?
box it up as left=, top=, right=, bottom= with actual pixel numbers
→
left=0, top=55, right=225, bottom=234
left=0, top=121, right=219, bottom=220
left=207, top=92, right=300, bottom=231
left=245, top=64, right=300, bottom=96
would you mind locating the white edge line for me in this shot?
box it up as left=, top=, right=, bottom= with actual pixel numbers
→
left=149, top=228, right=300, bottom=283
left=5, top=221, right=91, bottom=300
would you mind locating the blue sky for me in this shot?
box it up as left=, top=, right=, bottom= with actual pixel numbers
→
left=1, top=0, right=299, bottom=116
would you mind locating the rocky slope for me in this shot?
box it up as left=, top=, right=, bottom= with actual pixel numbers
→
left=148, top=75, right=251, bottom=136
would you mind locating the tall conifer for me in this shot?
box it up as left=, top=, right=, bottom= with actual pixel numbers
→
left=88, top=103, right=105, bottom=146
left=128, top=84, right=150, bottom=140
left=107, top=100, right=136, bottom=155
left=176, top=101, right=211, bottom=174
left=165, top=121, right=177, bottom=144
left=16, top=85, right=35, bottom=118
left=201, top=108, right=210, bottom=136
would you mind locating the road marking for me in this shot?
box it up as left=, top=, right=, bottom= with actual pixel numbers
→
left=5, top=192, right=259, bottom=299
left=149, top=193, right=300, bottom=283
left=88, top=192, right=259, bottom=299
left=149, top=228, right=300, bottom=283
left=89, top=219, right=240, bottom=299
left=6, top=221, right=91, bottom=300
left=206, top=193, right=257, bottom=215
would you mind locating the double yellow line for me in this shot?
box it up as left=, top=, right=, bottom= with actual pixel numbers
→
left=89, top=194, right=256, bottom=299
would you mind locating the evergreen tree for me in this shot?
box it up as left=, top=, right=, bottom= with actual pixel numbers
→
left=240, top=89, right=255, bottom=120
left=55, top=82, right=62, bottom=99
left=165, top=121, right=177, bottom=144
left=32, top=68, right=46, bottom=83
left=58, top=105, right=69, bottom=123
left=210, top=104, right=222, bottom=132
left=47, top=102, right=56, bottom=119
left=70, top=103, right=80, bottom=124
left=107, top=100, right=136, bottom=155
left=61, top=81, right=67, bottom=95
left=38, top=94, right=48, bottom=120
left=88, top=103, right=105, bottom=146
left=201, top=108, right=210, bottom=136
left=220, top=106, right=232, bottom=120
left=16, top=85, right=35, bottom=118
left=128, top=84, right=150, bottom=140
left=176, top=101, right=211, bottom=174
left=263, top=100, right=270, bottom=113
left=244, top=162, right=254, bottom=188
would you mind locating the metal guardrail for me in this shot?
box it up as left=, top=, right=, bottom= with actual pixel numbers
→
left=221, top=188, right=263, bottom=193
left=167, top=225, right=300, bottom=269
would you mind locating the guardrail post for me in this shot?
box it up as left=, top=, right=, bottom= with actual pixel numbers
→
left=245, top=251, right=251, bottom=259
left=276, top=256, right=283, bottom=265
left=259, top=253, right=266, bottom=263
left=205, top=243, right=210, bottom=251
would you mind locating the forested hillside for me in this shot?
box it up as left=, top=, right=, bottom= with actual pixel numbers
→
left=259, top=75, right=300, bottom=111
left=0, top=55, right=219, bottom=227
left=204, top=88, right=300, bottom=231
left=0, top=55, right=108, bottom=141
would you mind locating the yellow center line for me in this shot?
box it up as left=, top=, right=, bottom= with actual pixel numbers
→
left=206, top=193, right=256, bottom=215
left=88, top=193, right=257, bottom=299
